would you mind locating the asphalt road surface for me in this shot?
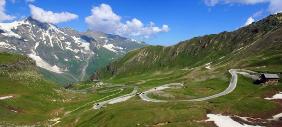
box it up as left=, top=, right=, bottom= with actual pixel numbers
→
left=139, top=69, right=243, bottom=102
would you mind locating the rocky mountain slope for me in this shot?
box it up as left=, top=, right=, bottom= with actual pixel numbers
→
left=0, top=17, right=145, bottom=84
left=98, top=13, right=282, bottom=79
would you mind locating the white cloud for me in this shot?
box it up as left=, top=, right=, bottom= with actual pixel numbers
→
left=269, top=0, right=282, bottom=14
left=243, top=10, right=265, bottom=27
left=117, top=19, right=169, bottom=38
left=85, top=4, right=121, bottom=34
left=244, top=16, right=255, bottom=26
left=0, top=0, right=15, bottom=22
left=204, top=0, right=282, bottom=14
left=29, top=4, right=78, bottom=24
left=85, top=3, right=169, bottom=38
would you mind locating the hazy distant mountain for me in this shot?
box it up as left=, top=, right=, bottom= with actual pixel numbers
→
left=0, top=17, right=146, bottom=84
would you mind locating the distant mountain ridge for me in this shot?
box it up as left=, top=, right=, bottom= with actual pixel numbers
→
left=0, top=17, right=146, bottom=84
left=98, top=13, right=282, bottom=78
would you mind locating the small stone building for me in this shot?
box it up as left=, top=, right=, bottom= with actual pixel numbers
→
left=260, top=73, right=280, bottom=85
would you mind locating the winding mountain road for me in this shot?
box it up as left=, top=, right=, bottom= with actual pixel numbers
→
left=139, top=83, right=184, bottom=102
left=139, top=69, right=242, bottom=102
left=93, top=86, right=138, bottom=109
left=92, top=69, right=251, bottom=110
left=186, top=69, right=238, bottom=101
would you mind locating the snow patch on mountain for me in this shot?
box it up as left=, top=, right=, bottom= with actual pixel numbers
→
left=0, top=20, right=30, bottom=38
left=49, top=24, right=68, bottom=36
left=34, top=42, right=39, bottom=49
left=103, top=44, right=117, bottom=52
left=70, top=36, right=91, bottom=54
left=79, top=42, right=90, bottom=52
left=75, top=55, right=80, bottom=59
left=1, top=32, right=21, bottom=38
left=0, top=42, right=16, bottom=50
left=28, top=50, right=63, bottom=73
left=63, top=41, right=78, bottom=53
left=72, top=36, right=81, bottom=44
left=103, top=44, right=123, bottom=53
left=65, top=46, right=79, bottom=53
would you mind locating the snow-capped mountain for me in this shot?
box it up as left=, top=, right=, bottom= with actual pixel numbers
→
left=0, top=17, right=146, bottom=84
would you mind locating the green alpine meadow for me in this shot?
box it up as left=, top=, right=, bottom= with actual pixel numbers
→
left=0, top=1, right=282, bottom=127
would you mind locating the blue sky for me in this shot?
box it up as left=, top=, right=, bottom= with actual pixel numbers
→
left=2, top=0, right=281, bottom=45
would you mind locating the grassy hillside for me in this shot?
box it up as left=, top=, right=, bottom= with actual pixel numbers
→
left=97, top=13, right=282, bottom=79
left=0, top=52, right=61, bottom=125
left=0, top=52, right=136, bottom=126
left=57, top=67, right=282, bottom=127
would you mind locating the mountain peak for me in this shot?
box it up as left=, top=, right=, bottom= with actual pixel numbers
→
left=23, top=16, right=57, bottom=30
left=24, top=16, right=41, bottom=24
